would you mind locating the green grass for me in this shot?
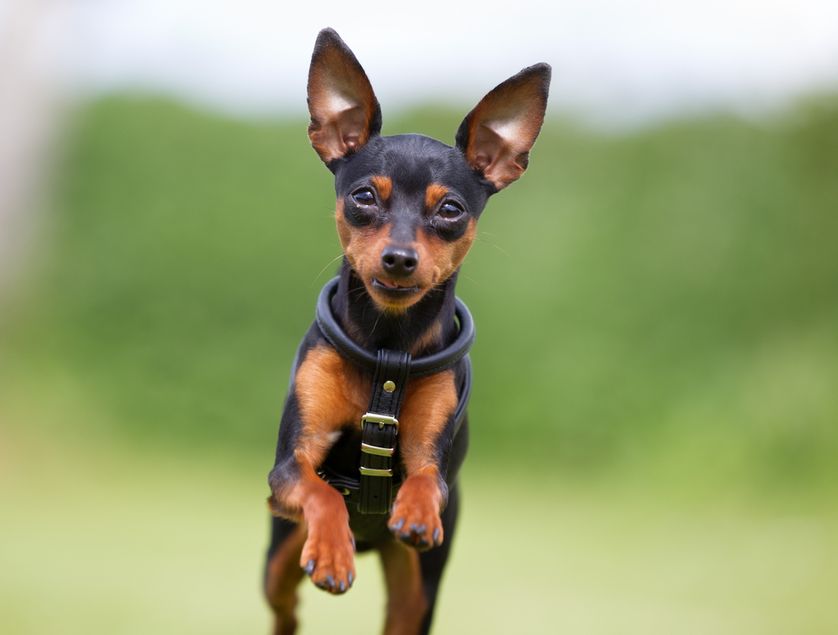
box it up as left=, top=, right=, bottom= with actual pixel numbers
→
left=1, top=424, right=836, bottom=634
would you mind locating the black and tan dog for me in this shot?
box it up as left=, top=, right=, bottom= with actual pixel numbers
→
left=265, top=28, right=550, bottom=635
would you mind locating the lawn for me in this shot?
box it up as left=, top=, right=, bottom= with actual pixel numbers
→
left=1, top=418, right=836, bottom=634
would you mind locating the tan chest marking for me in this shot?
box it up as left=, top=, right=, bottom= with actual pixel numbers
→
left=398, top=370, right=458, bottom=474
left=295, top=345, right=458, bottom=477
left=294, top=345, right=369, bottom=465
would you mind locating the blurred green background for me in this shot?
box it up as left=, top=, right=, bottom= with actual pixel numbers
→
left=2, top=95, right=837, bottom=633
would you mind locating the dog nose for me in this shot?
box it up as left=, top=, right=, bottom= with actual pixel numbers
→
left=381, top=246, right=418, bottom=278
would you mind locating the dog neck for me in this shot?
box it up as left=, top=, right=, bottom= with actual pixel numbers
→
left=332, top=259, right=459, bottom=356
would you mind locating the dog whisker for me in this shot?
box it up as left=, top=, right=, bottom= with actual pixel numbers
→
left=474, top=234, right=510, bottom=257
left=313, top=252, right=345, bottom=283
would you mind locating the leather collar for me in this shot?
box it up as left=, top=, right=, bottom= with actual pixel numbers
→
left=315, top=277, right=475, bottom=377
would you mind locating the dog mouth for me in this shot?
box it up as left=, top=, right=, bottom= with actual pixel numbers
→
left=371, top=278, right=421, bottom=295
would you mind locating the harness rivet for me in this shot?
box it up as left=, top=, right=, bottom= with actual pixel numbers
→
left=383, top=380, right=396, bottom=393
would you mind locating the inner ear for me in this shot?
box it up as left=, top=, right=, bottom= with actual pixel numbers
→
left=307, top=28, right=382, bottom=166
left=456, top=63, right=551, bottom=191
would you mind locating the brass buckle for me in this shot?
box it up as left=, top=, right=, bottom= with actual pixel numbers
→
left=360, top=412, right=399, bottom=430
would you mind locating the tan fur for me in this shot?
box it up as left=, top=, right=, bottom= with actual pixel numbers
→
left=380, top=541, right=429, bottom=635
left=272, top=343, right=457, bottom=557
left=293, top=345, right=368, bottom=467
left=398, top=370, right=458, bottom=474
left=269, top=455, right=356, bottom=594
left=423, top=183, right=449, bottom=211
left=269, top=345, right=369, bottom=592
left=288, top=345, right=456, bottom=482
left=386, top=370, right=458, bottom=548
left=389, top=465, right=446, bottom=549
left=372, top=175, right=393, bottom=202
left=335, top=199, right=392, bottom=290
left=294, top=459, right=356, bottom=590
left=265, top=524, right=306, bottom=635
left=267, top=343, right=460, bottom=617
left=421, top=219, right=477, bottom=286
left=337, top=199, right=478, bottom=314
left=335, top=199, right=352, bottom=250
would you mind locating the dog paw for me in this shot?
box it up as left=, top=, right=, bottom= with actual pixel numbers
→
left=388, top=475, right=444, bottom=551
left=300, top=523, right=356, bottom=594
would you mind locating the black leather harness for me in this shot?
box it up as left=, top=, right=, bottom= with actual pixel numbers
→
left=311, top=277, right=475, bottom=514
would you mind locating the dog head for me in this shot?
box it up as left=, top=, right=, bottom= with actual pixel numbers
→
left=307, top=28, right=550, bottom=313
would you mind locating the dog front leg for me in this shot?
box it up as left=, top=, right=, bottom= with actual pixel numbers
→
left=268, top=344, right=366, bottom=593
left=270, top=452, right=356, bottom=595
left=387, top=370, right=458, bottom=549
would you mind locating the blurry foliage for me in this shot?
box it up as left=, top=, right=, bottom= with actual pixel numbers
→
left=4, top=94, right=838, bottom=489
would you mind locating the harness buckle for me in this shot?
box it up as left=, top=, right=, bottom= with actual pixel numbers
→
left=360, top=412, right=399, bottom=430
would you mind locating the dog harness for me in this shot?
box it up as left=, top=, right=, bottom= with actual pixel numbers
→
left=312, top=277, right=475, bottom=514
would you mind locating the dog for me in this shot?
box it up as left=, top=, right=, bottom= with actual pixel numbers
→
left=265, top=28, right=550, bottom=635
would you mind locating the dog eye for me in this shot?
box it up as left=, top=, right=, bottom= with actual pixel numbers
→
left=351, top=188, right=376, bottom=206
left=437, top=200, right=464, bottom=220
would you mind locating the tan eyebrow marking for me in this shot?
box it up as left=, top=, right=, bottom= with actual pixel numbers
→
left=371, top=175, right=393, bottom=202
left=424, top=183, right=449, bottom=210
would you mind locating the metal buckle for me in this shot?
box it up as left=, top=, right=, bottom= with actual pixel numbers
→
left=360, top=412, right=399, bottom=430
left=359, top=466, right=393, bottom=477
left=361, top=442, right=395, bottom=457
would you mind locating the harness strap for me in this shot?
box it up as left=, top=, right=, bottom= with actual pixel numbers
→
left=359, top=349, right=411, bottom=514
left=315, top=354, right=471, bottom=505
left=299, top=277, right=476, bottom=512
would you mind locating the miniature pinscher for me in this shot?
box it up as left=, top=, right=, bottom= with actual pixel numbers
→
left=265, top=28, right=550, bottom=635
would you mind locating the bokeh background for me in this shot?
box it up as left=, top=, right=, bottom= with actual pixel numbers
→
left=2, top=1, right=837, bottom=633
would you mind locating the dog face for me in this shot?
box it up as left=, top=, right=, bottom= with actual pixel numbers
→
left=307, top=28, right=550, bottom=312
left=333, top=134, right=486, bottom=312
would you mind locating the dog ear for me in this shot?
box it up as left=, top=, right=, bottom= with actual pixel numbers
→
left=455, top=64, right=551, bottom=191
left=307, top=28, right=382, bottom=166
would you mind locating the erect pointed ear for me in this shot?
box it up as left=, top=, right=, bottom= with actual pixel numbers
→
left=307, top=28, right=382, bottom=166
left=455, top=64, right=551, bottom=192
